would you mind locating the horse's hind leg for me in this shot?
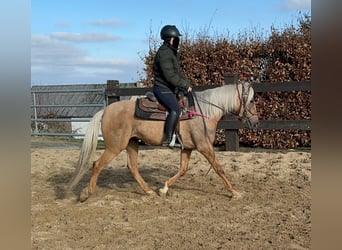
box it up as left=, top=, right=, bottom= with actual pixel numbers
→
left=80, top=149, right=117, bottom=202
left=198, top=144, right=239, bottom=197
left=159, top=149, right=192, bottom=196
left=126, top=138, right=156, bottom=195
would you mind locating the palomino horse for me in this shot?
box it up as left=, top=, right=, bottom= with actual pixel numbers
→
left=67, top=82, right=259, bottom=201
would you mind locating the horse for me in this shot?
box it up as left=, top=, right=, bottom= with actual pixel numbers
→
left=66, top=81, right=259, bottom=201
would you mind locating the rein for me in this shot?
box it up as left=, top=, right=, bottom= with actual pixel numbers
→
left=194, top=96, right=225, bottom=113
left=192, top=90, right=208, bottom=137
left=194, top=83, right=250, bottom=120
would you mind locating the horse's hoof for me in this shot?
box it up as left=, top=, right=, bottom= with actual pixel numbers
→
left=159, top=189, right=167, bottom=198
left=158, top=181, right=169, bottom=197
left=230, top=190, right=242, bottom=199
left=158, top=187, right=171, bottom=198
left=146, top=190, right=157, bottom=196
left=63, top=190, right=73, bottom=200
left=63, top=192, right=77, bottom=203
left=79, top=188, right=89, bottom=202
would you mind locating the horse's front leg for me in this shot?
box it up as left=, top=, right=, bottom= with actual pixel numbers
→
left=198, top=144, right=239, bottom=197
left=159, top=149, right=192, bottom=196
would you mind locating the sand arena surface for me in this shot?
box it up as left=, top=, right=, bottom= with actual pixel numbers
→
left=31, top=137, right=311, bottom=249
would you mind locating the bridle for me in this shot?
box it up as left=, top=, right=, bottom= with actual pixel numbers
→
left=235, top=82, right=258, bottom=123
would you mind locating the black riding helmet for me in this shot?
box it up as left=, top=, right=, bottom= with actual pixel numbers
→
left=160, top=25, right=182, bottom=40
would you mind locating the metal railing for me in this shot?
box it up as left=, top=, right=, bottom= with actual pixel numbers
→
left=31, top=88, right=107, bottom=137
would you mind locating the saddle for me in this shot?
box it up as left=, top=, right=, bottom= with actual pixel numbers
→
left=135, top=91, right=196, bottom=121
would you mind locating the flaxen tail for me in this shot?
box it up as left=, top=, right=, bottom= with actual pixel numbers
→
left=66, top=109, right=104, bottom=193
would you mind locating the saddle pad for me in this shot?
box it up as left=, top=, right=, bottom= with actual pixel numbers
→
left=138, top=98, right=165, bottom=112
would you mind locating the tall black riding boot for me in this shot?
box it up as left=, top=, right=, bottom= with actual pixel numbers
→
left=162, top=110, right=182, bottom=148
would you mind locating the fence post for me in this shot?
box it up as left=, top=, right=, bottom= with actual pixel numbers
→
left=224, top=115, right=240, bottom=151
left=106, top=80, right=120, bottom=105
left=223, top=73, right=239, bottom=151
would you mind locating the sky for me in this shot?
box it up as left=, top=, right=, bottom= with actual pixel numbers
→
left=31, top=0, right=311, bottom=85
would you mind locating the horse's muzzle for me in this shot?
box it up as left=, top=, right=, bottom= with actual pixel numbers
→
left=246, top=117, right=259, bottom=129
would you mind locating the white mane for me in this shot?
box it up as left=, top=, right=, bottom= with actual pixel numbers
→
left=194, top=82, right=254, bottom=119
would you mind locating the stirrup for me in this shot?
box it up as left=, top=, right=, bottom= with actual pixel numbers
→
left=168, top=134, right=183, bottom=149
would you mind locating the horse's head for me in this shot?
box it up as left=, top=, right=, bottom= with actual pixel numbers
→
left=236, top=82, right=259, bottom=129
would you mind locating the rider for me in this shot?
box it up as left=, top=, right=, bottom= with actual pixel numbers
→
left=152, top=25, right=192, bottom=148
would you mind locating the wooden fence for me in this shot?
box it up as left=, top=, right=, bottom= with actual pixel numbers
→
left=105, top=79, right=311, bottom=151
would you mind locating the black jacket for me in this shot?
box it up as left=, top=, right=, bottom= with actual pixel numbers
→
left=153, top=43, right=191, bottom=93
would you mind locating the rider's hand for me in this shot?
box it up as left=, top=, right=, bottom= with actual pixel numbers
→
left=187, top=86, right=192, bottom=93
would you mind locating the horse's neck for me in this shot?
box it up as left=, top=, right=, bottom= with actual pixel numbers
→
left=211, top=109, right=225, bottom=122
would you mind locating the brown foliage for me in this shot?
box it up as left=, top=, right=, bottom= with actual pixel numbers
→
left=142, top=14, right=311, bottom=149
